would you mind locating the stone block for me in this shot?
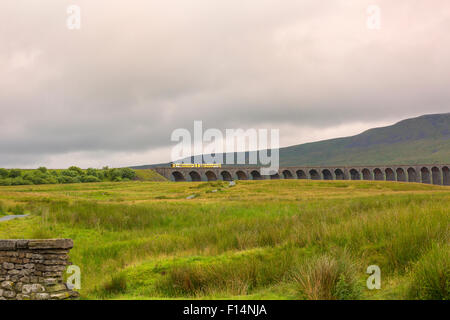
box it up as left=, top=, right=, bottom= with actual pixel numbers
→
left=1, top=280, right=14, bottom=290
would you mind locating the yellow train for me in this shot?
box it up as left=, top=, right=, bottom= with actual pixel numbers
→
left=171, top=163, right=222, bottom=168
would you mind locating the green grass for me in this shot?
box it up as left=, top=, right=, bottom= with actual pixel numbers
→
left=134, top=169, right=167, bottom=182
left=0, top=179, right=448, bottom=300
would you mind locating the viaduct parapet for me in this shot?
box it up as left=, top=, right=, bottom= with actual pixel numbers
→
left=155, top=164, right=450, bottom=186
left=0, top=239, right=79, bottom=300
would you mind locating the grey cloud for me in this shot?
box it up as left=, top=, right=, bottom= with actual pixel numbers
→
left=0, top=0, right=449, bottom=167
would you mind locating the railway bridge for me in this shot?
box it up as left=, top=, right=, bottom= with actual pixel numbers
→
left=154, top=164, right=450, bottom=186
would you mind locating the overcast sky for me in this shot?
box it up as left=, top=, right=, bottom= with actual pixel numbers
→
left=1, top=0, right=449, bottom=168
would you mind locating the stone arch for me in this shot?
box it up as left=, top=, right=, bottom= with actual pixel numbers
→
left=221, top=171, right=233, bottom=181
left=374, top=168, right=383, bottom=181
left=322, top=169, right=333, bottom=180
left=296, top=170, right=307, bottom=179
left=385, top=168, right=395, bottom=181
left=189, top=171, right=202, bottom=182
left=282, top=170, right=293, bottom=179
left=309, top=169, right=320, bottom=180
left=236, top=171, right=248, bottom=180
left=334, top=169, right=345, bottom=180
left=270, top=173, right=280, bottom=179
left=172, top=171, right=185, bottom=182
left=350, top=169, right=360, bottom=180
left=407, top=168, right=417, bottom=182
left=205, top=171, right=217, bottom=182
left=396, top=168, right=406, bottom=182
left=431, top=167, right=442, bottom=185
left=250, top=170, right=262, bottom=180
left=362, top=168, right=371, bottom=180
left=421, top=167, right=431, bottom=184
left=443, top=167, right=450, bottom=186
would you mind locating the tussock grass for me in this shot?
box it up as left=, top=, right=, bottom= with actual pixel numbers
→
left=156, top=247, right=300, bottom=297
left=292, top=252, right=361, bottom=300
left=408, top=244, right=450, bottom=300
left=96, top=273, right=128, bottom=298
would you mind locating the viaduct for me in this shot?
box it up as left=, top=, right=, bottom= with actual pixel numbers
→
left=154, top=164, right=450, bottom=186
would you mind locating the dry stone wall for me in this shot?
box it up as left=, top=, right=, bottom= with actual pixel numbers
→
left=0, top=239, right=79, bottom=300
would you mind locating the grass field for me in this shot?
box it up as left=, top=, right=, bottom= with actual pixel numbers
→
left=0, top=179, right=448, bottom=300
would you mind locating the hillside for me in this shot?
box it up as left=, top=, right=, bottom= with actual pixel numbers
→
left=132, top=113, right=450, bottom=168
left=279, top=113, right=450, bottom=166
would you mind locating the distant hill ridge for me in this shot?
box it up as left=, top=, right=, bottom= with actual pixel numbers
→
left=131, top=113, right=450, bottom=168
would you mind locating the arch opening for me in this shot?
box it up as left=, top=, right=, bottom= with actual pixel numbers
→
left=431, top=167, right=442, bottom=185
left=236, top=171, right=248, bottom=180
left=350, top=169, right=360, bottom=180
left=407, top=168, right=417, bottom=182
left=396, top=168, right=406, bottom=182
left=443, top=167, right=450, bottom=186
left=309, top=169, right=320, bottom=180
left=282, top=170, right=293, bottom=179
left=322, top=169, right=333, bottom=180
left=334, top=169, right=345, bottom=180
left=385, top=168, right=395, bottom=181
left=374, top=168, right=383, bottom=181
left=296, top=170, right=307, bottom=179
left=205, top=171, right=217, bottom=182
left=362, top=169, right=371, bottom=180
left=189, top=171, right=202, bottom=182
left=221, top=171, right=233, bottom=181
left=250, top=170, right=262, bottom=180
left=421, top=167, right=431, bottom=184
left=172, top=171, right=185, bottom=182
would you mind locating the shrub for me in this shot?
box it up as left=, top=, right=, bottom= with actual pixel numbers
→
left=38, top=167, right=48, bottom=173
left=0, top=168, right=8, bottom=178
left=8, top=169, right=22, bottom=178
left=82, top=175, right=101, bottom=183
left=49, top=170, right=59, bottom=176
left=45, top=177, right=58, bottom=184
left=97, top=171, right=105, bottom=180
left=58, top=176, right=79, bottom=184
left=107, top=168, right=121, bottom=181
left=120, top=168, right=136, bottom=180
left=408, top=245, right=449, bottom=300
left=31, top=175, right=46, bottom=185
left=0, top=166, right=131, bottom=185
left=11, top=177, right=32, bottom=185
left=86, top=168, right=98, bottom=177
left=0, top=178, right=12, bottom=186
left=68, top=166, right=84, bottom=175
left=61, top=170, right=78, bottom=177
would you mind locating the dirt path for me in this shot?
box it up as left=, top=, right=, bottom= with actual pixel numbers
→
left=0, top=214, right=29, bottom=222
